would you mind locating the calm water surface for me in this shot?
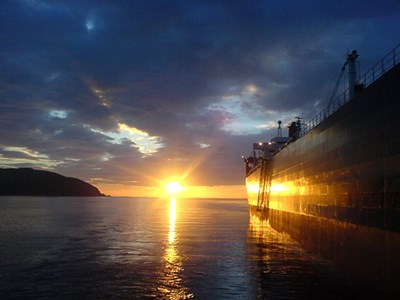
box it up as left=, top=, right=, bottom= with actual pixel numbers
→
left=0, top=197, right=381, bottom=299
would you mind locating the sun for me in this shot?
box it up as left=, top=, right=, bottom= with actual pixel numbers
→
left=165, top=181, right=184, bottom=195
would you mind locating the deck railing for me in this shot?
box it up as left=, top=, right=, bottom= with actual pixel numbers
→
left=300, top=43, right=400, bottom=137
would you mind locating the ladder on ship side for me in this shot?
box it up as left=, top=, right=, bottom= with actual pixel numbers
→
left=257, top=160, right=268, bottom=210
left=257, top=159, right=273, bottom=210
left=264, top=164, right=272, bottom=209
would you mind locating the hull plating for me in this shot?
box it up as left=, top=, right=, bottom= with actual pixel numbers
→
left=247, top=64, right=400, bottom=230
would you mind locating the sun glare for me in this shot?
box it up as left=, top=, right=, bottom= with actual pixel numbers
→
left=165, top=181, right=184, bottom=195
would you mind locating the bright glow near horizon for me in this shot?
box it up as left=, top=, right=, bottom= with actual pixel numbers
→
left=165, top=181, right=184, bottom=195
left=94, top=181, right=247, bottom=198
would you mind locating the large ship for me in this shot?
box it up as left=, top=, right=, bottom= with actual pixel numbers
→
left=244, top=44, right=400, bottom=297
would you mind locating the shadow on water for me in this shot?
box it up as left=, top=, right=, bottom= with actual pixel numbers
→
left=247, top=210, right=386, bottom=299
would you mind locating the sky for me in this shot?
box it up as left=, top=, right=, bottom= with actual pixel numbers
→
left=1, top=0, right=399, bottom=198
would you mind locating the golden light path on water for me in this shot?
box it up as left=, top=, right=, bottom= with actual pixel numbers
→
left=157, top=197, right=194, bottom=299
left=168, top=197, right=176, bottom=244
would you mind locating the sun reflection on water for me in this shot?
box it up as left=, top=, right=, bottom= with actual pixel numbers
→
left=157, top=197, right=194, bottom=299
left=168, top=197, right=176, bottom=244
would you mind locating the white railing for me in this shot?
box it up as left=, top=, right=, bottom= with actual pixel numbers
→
left=301, top=43, right=400, bottom=137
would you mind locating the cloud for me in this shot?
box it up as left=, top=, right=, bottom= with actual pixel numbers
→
left=1, top=0, right=400, bottom=194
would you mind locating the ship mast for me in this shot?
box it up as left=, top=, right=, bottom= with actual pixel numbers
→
left=277, top=120, right=282, bottom=137
left=347, top=50, right=359, bottom=98
left=328, top=49, right=359, bottom=108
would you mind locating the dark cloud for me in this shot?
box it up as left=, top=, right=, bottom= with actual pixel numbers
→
left=1, top=0, right=399, bottom=193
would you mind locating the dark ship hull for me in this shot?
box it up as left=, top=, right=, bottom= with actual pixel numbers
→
left=245, top=47, right=400, bottom=297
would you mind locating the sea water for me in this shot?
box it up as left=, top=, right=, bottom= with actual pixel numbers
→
left=0, top=197, right=382, bottom=299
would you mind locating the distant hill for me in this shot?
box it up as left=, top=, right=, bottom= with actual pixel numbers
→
left=0, top=168, right=105, bottom=197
